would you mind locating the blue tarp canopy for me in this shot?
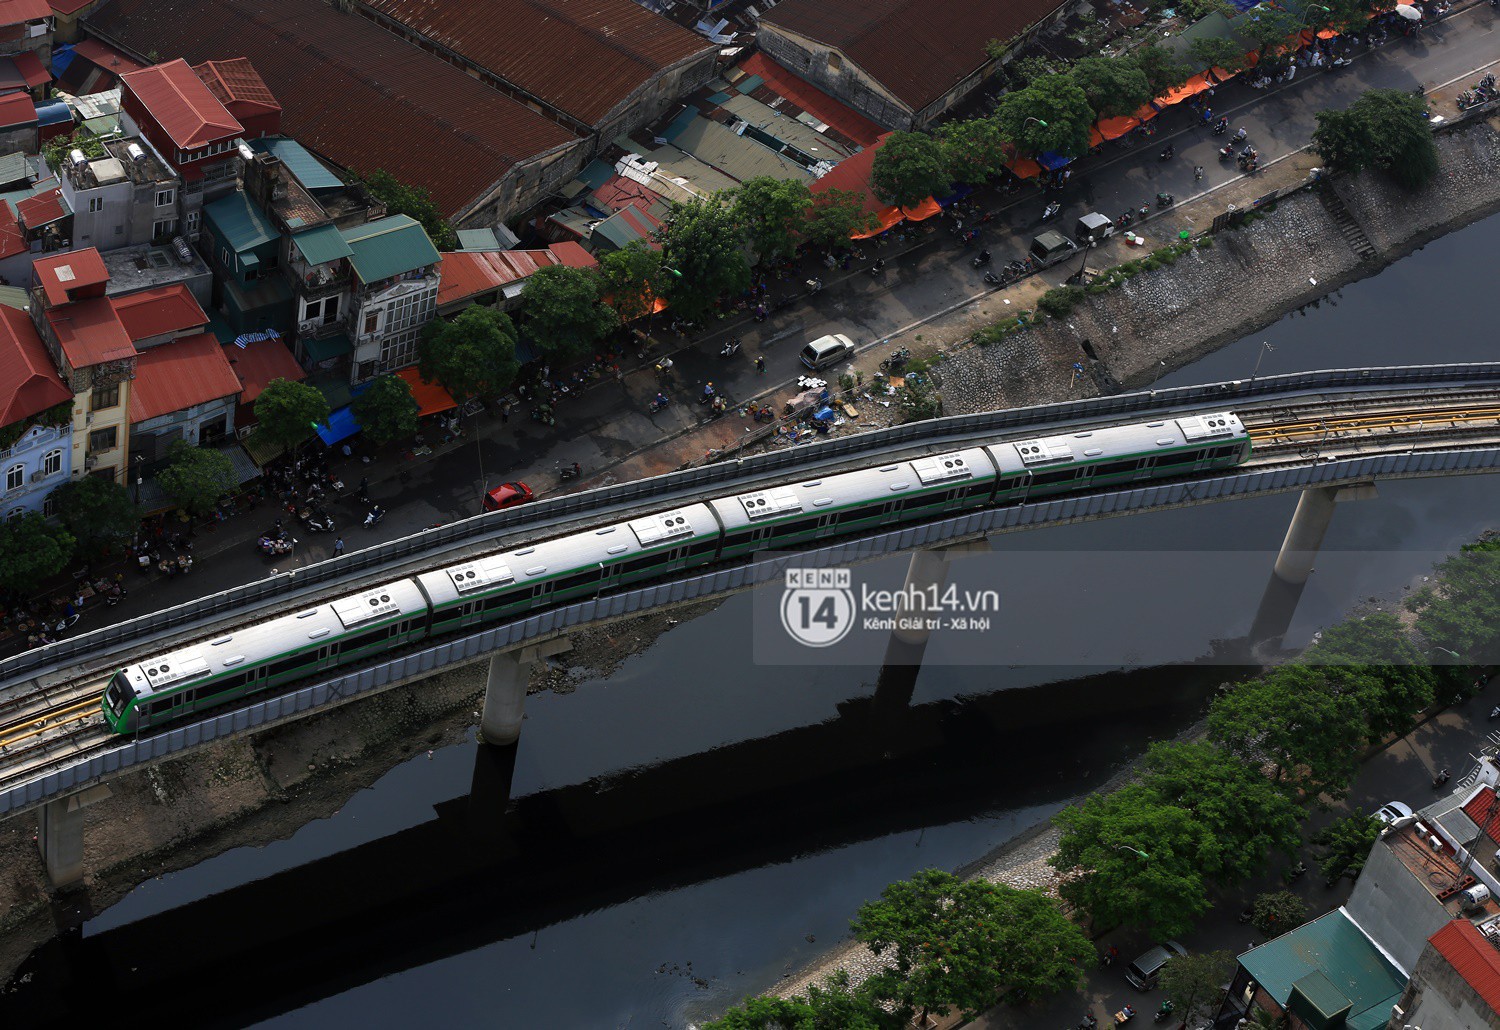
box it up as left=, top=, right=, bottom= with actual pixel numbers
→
left=935, top=184, right=976, bottom=207
left=315, top=405, right=362, bottom=446
left=1037, top=152, right=1074, bottom=171
left=49, top=44, right=74, bottom=78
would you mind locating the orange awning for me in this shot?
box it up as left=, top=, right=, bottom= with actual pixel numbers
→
left=1133, top=103, right=1160, bottom=123
left=899, top=197, right=942, bottom=222
left=1152, top=73, right=1213, bottom=107
left=395, top=367, right=458, bottom=417
left=1097, top=115, right=1139, bottom=140
left=1316, top=27, right=1338, bottom=38
left=1007, top=157, right=1043, bottom=179
left=1088, top=126, right=1105, bottom=148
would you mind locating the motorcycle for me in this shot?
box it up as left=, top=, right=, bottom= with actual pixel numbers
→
left=1158, top=145, right=1174, bottom=161
left=299, top=508, right=335, bottom=533
left=1156, top=193, right=1175, bottom=208
left=559, top=462, right=582, bottom=481
left=1218, top=143, right=1236, bottom=161
left=972, top=249, right=992, bottom=267
left=1232, top=127, right=1248, bottom=143
left=1434, top=768, right=1451, bottom=788
left=363, top=505, right=386, bottom=529
left=1488, top=705, right=1500, bottom=720
left=982, top=269, right=1002, bottom=286
left=1212, top=117, right=1229, bottom=135
left=881, top=347, right=911, bottom=372
left=1153, top=1001, right=1174, bottom=1024
left=530, top=406, right=554, bottom=426
left=648, top=393, right=669, bottom=413
left=699, top=383, right=717, bottom=405
left=1041, top=201, right=1061, bottom=222
left=805, top=278, right=824, bottom=294
left=719, top=337, right=741, bottom=359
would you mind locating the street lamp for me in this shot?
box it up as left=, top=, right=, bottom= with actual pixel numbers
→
left=1115, top=844, right=1150, bottom=860
left=1023, top=116, right=1049, bottom=129
left=132, top=453, right=143, bottom=505
left=1069, top=235, right=1096, bottom=284
left=1300, top=2, right=1331, bottom=32
left=1428, top=646, right=1461, bottom=660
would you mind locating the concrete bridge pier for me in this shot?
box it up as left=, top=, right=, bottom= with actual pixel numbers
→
left=1249, top=482, right=1377, bottom=649
left=479, top=638, right=572, bottom=746
left=36, top=784, right=112, bottom=889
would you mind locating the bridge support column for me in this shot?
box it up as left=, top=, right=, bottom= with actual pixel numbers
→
left=479, top=638, right=571, bottom=746
left=36, top=784, right=111, bottom=889
left=1250, top=483, right=1377, bottom=648
left=876, top=540, right=990, bottom=719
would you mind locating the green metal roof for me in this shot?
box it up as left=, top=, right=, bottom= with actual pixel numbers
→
left=340, top=214, right=439, bottom=284
left=302, top=331, right=351, bottom=362
left=248, top=136, right=344, bottom=191
left=0, top=152, right=28, bottom=188
left=456, top=228, right=503, bottom=252
left=291, top=223, right=352, bottom=266
left=1240, top=911, right=1405, bottom=1030
left=205, top=192, right=278, bottom=254
left=0, top=284, right=28, bottom=310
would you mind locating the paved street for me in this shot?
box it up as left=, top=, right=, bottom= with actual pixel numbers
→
left=24, top=4, right=1500, bottom=651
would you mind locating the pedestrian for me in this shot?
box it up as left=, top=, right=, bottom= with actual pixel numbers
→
left=755, top=355, right=766, bottom=374
left=333, top=537, right=344, bottom=557
left=500, top=402, right=510, bottom=424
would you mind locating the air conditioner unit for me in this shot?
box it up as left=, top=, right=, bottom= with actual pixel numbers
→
left=84, top=455, right=96, bottom=470
left=236, top=425, right=254, bottom=440
left=85, top=412, right=93, bottom=425
left=30, top=469, right=45, bottom=482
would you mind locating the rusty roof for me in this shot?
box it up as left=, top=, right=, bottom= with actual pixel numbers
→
left=193, top=58, right=281, bottom=121
left=1428, top=920, right=1500, bottom=1014
left=34, top=248, right=109, bottom=307
left=121, top=58, right=244, bottom=150
left=760, top=0, right=1066, bottom=113
left=129, top=331, right=242, bottom=422
left=0, top=0, right=50, bottom=24
left=47, top=297, right=137, bottom=368
left=87, top=0, right=582, bottom=219
left=111, top=284, right=208, bottom=342
left=222, top=335, right=303, bottom=405
left=361, top=0, right=712, bottom=128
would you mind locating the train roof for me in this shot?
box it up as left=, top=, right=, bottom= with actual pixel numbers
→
left=990, top=413, right=1245, bottom=474
left=121, top=579, right=428, bottom=700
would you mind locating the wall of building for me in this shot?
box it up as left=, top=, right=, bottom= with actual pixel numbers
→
left=457, top=137, right=591, bottom=231
left=1345, top=844, right=1449, bottom=972
left=0, top=15, right=53, bottom=65
left=62, top=176, right=134, bottom=252
left=131, top=395, right=235, bottom=461
left=350, top=276, right=436, bottom=383
left=595, top=49, right=718, bottom=149
left=68, top=370, right=132, bottom=485
left=1393, top=942, right=1500, bottom=1030
left=0, top=422, right=71, bottom=517
left=0, top=123, right=36, bottom=157
left=757, top=27, right=916, bottom=130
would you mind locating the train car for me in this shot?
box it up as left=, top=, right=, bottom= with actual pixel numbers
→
left=103, top=579, right=430, bottom=733
left=982, top=412, right=1251, bottom=504
left=707, top=447, right=999, bottom=559
left=414, top=503, right=723, bottom=636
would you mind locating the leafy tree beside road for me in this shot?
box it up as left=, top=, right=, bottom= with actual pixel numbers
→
left=157, top=440, right=235, bottom=516
left=803, top=188, right=880, bottom=250
left=419, top=305, right=521, bottom=401
left=731, top=176, right=812, bottom=264
left=1311, top=814, right=1383, bottom=883
left=996, top=75, right=1095, bottom=157
left=0, top=512, right=73, bottom=591
left=656, top=193, right=751, bottom=322
left=49, top=476, right=136, bottom=556
left=1251, top=891, right=1308, bottom=936
left=1312, top=89, right=1440, bottom=191
left=351, top=374, right=418, bottom=446
left=598, top=240, right=666, bottom=324
left=705, top=971, right=899, bottom=1030
left=1071, top=57, right=1152, bottom=119
left=253, top=378, right=329, bottom=454
left=520, top=265, right=618, bottom=362
left=936, top=117, right=1013, bottom=184
left=870, top=131, right=950, bottom=210
left=1158, top=950, right=1234, bottom=1024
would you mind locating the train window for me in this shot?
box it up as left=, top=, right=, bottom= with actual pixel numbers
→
left=1030, top=468, right=1079, bottom=486
left=340, top=628, right=390, bottom=653
left=554, top=570, right=602, bottom=593
left=482, top=592, right=521, bottom=612
left=775, top=517, right=820, bottom=537
left=687, top=539, right=719, bottom=557
left=966, top=481, right=995, bottom=497
left=899, top=495, right=936, bottom=512
left=1137, top=457, right=1158, bottom=469
left=618, top=555, right=665, bottom=577
left=995, top=477, right=1023, bottom=492
left=722, top=531, right=753, bottom=550
left=1094, top=459, right=1137, bottom=477
left=1173, top=449, right=1205, bottom=464
left=1209, top=445, right=1238, bottom=459
left=268, top=654, right=313, bottom=678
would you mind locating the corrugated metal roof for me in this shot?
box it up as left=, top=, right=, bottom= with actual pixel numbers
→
left=1239, top=911, right=1405, bottom=1028
left=1464, top=786, right=1500, bottom=845
left=1428, top=920, right=1500, bottom=1014
left=111, top=284, right=207, bottom=342
left=120, top=59, right=243, bottom=150
left=34, top=248, right=108, bottom=306
left=248, top=136, right=343, bottom=191
left=16, top=185, right=64, bottom=228
left=291, top=223, right=352, bottom=266
left=734, top=53, right=884, bottom=149
left=69, top=38, right=144, bottom=77
left=0, top=305, right=70, bottom=425
left=47, top=297, right=136, bottom=368
left=87, top=0, right=583, bottom=220
left=129, top=331, right=242, bottom=422
left=671, top=115, right=813, bottom=183
left=193, top=58, right=281, bottom=120
left=0, top=0, right=51, bottom=25
left=204, top=191, right=278, bottom=253
left=341, top=214, right=439, bottom=284
left=222, top=335, right=304, bottom=405
left=761, top=0, right=1066, bottom=112
left=361, top=0, right=712, bottom=128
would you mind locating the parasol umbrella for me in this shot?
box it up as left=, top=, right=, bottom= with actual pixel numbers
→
left=1394, top=4, right=1422, bottom=19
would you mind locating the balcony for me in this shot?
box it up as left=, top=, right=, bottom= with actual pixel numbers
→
left=297, top=318, right=348, bottom=341
left=0, top=424, right=70, bottom=462
left=291, top=264, right=351, bottom=302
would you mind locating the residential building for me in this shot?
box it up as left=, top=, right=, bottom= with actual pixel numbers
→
left=49, top=0, right=107, bottom=46
left=29, top=247, right=135, bottom=483
left=354, top=0, right=716, bottom=145
left=757, top=0, right=1070, bottom=130
left=201, top=188, right=291, bottom=341
left=436, top=243, right=594, bottom=317
left=0, top=0, right=53, bottom=86
left=343, top=214, right=439, bottom=383
left=192, top=58, right=281, bottom=139
left=128, top=328, right=240, bottom=460
left=87, top=0, right=589, bottom=227
left=1391, top=919, right=1500, bottom=1029
left=56, top=133, right=183, bottom=252
left=0, top=301, right=71, bottom=516
left=221, top=332, right=303, bottom=432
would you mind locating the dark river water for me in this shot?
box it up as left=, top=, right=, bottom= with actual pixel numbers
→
left=7, top=214, right=1500, bottom=1029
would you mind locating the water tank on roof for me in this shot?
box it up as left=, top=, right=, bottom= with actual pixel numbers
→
left=68, top=149, right=86, bottom=169
left=171, top=236, right=193, bottom=265
left=1463, top=883, right=1492, bottom=909
left=126, top=143, right=146, bottom=163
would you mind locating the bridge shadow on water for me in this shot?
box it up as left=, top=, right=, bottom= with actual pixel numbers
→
left=4, top=657, right=1248, bottom=1028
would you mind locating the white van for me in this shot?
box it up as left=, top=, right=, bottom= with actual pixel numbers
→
left=799, top=333, right=855, bottom=370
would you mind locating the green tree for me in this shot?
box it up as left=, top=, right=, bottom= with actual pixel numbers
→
left=852, top=871, right=1091, bottom=1022
left=1050, top=784, right=1215, bottom=938
left=705, top=973, right=899, bottom=1030
left=361, top=169, right=456, bottom=250
left=803, top=188, right=881, bottom=250
left=1134, top=44, right=1193, bottom=95
left=1313, top=89, right=1439, bottom=191
left=656, top=193, right=752, bottom=322
left=598, top=240, right=666, bottom=324
left=1239, top=6, right=1303, bottom=58
left=351, top=374, right=418, bottom=446
left=519, top=264, right=618, bottom=362
left=936, top=116, right=1014, bottom=184
left=1409, top=540, right=1500, bottom=667
left=49, top=476, right=137, bottom=556
left=0, top=512, right=73, bottom=591
left=418, top=304, right=521, bottom=401
left=732, top=176, right=812, bottom=264
left=1157, top=950, right=1234, bottom=1023
left=157, top=440, right=236, bottom=516
left=1317, top=0, right=1374, bottom=34
left=1139, top=741, right=1303, bottom=886
left=1251, top=890, right=1308, bottom=936
left=1206, top=665, right=1368, bottom=799
left=897, top=374, right=942, bottom=423
left=254, top=378, right=330, bottom=454
left=1189, top=37, right=1250, bottom=76
left=996, top=74, right=1096, bottom=158
left=1071, top=56, right=1152, bottom=119
left=1311, top=814, right=1383, bottom=883
left=870, top=131, right=951, bottom=210
left=1305, top=612, right=1436, bottom=744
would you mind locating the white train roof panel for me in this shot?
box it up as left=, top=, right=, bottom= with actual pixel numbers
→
left=141, top=655, right=210, bottom=690
left=630, top=509, right=697, bottom=546
left=446, top=556, right=514, bottom=595
left=332, top=586, right=405, bottom=628
left=739, top=488, right=802, bottom=521
left=1013, top=438, right=1074, bottom=467
left=1176, top=413, right=1238, bottom=441
left=912, top=452, right=974, bottom=485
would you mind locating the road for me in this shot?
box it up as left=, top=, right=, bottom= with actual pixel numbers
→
left=23, top=4, right=1500, bottom=654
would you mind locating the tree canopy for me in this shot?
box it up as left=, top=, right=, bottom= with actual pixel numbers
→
left=996, top=75, right=1096, bottom=158
left=704, top=972, right=900, bottom=1030
left=519, top=264, right=618, bottom=362
left=1312, top=89, right=1440, bottom=190
left=254, top=377, right=330, bottom=454
left=870, top=131, right=951, bottom=210
left=50, top=476, right=137, bottom=556
left=157, top=440, right=236, bottom=516
left=1251, top=890, right=1308, bottom=936
left=936, top=117, right=1014, bottom=185
left=656, top=193, right=752, bottom=322
left=351, top=374, right=418, bottom=446
left=419, top=304, right=521, bottom=401
left=1238, top=7, right=1303, bottom=57
left=1158, top=950, right=1234, bottom=1024
left=1408, top=539, right=1500, bottom=666
left=1304, top=612, right=1437, bottom=744
left=803, top=189, right=880, bottom=250
left=732, top=177, right=813, bottom=264
left=598, top=240, right=666, bottom=324
left=1188, top=37, right=1250, bottom=76
left=1134, top=44, right=1193, bottom=95
left=1071, top=57, right=1153, bottom=119
left=1311, top=814, right=1383, bottom=883
left=361, top=169, right=456, bottom=250
left=0, top=512, right=73, bottom=591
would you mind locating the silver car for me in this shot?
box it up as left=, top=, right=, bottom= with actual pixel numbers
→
left=1374, top=801, right=1414, bottom=825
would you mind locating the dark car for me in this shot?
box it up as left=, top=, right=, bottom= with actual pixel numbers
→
left=483, top=482, right=535, bottom=511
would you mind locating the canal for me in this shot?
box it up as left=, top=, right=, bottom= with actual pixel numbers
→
left=5, top=212, right=1500, bottom=1029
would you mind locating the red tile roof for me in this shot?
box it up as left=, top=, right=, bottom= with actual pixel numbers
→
left=761, top=0, right=1066, bottom=112
left=47, top=297, right=136, bottom=368
left=1463, top=787, right=1500, bottom=844
left=129, top=331, right=241, bottom=422
left=193, top=58, right=281, bottom=121
left=87, top=0, right=583, bottom=220
left=11, top=50, right=47, bottom=89
left=0, top=90, right=35, bottom=130
left=70, top=38, right=145, bottom=75
left=34, top=249, right=110, bottom=306
left=0, top=0, right=50, bottom=24
left=549, top=241, right=596, bottom=269
left=111, top=284, right=208, bottom=342
left=737, top=52, right=884, bottom=149
left=1427, top=920, right=1500, bottom=1014
left=16, top=185, right=63, bottom=229
left=0, top=202, right=24, bottom=261
left=361, top=0, right=712, bottom=128
left=222, top=336, right=303, bottom=406
left=0, top=305, right=69, bottom=426
left=121, top=58, right=243, bottom=150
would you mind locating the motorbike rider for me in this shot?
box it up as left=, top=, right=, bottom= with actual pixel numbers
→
left=1159, top=144, right=1174, bottom=160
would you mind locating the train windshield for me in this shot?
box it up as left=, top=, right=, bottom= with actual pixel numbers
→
left=104, top=672, right=133, bottom=716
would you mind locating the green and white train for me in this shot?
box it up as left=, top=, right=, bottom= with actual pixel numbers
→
left=103, top=411, right=1251, bottom=733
